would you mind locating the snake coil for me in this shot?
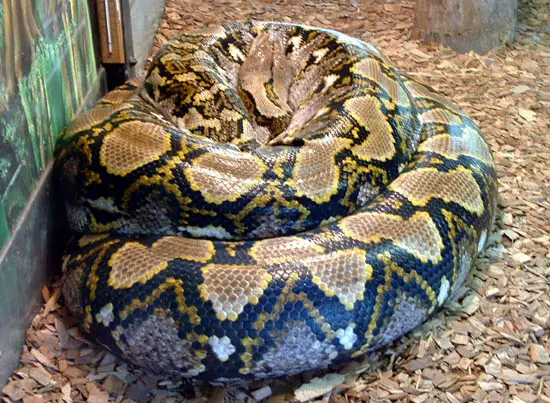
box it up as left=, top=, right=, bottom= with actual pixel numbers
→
left=55, top=22, right=497, bottom=381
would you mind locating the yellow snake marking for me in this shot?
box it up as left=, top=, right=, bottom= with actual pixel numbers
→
left=220, top=108, right=245, bottom=123
left=288, top=33, right=331, bottom=83
left=119, top=152, right=196, bottom=216
left=224, top=243, right=238, bottom=257
left=351, top=58, right=411, bottom=108
left=340, top=211, right=444, bottom=263
left=340, top=159, right=388, bottom=208
left=338, top=156, right=361, bottom=208
left=84, top=170, right=102, bottom=186
left=174, top=72, right=201, bottom=83
left=421, top=108, right=463, bottom=126
left=239, top=336, right=263, bottom=375
left=80, top=240, right=122, bottom=302
left=249, top=236, right=325, bottom=265
left=347, top=95, right=396, bottom=161
left=143, top=69, right=166, bottom=95
left=63, top=241, right=112, bottom=315
left=85, top=305, right=93, bottom=330
left=198, top=264, right=273, bottom=321
left=108, top=237, right=215, bottom=289
left=244, top=275, right=339, bottom=374
left=180, top=107, right=222, bottom=132
left=404, top=79, right=465, bottom=116
left=88, top=214, right=124, bottom=233
left=192, top=87, right=215, bottom=103
left=68, top=135, right=95, bottom=165
left=184, top=148, right=267, bottom=204
left=418, top=128, right=494, bottom=165
left=224, top=186, right=311, bottom=237
left=441, top=209, right=477, bottom=283
left=255, top=288, right=337, bottom=341
left=223, top=194, right=281, bottom=235
left=118, top=277, right=200, bottom=324
left=62, top=104, right=128, bottom=140
left=351, top=251, right=437, bottom=357
left=192, top=24, right=228, bottom=38
left=78, top=233, right=110, bottom=247
left=100, top=81, right=141, bottom=104
left=228, top=43, right=245, bottom=61
left=390, top=167, right=485, bottom=215
left=293, top=137, right=352, bottom=203
left=304, top=248, right=372, bottom=311
left=100, top=121, right=171, bottom=175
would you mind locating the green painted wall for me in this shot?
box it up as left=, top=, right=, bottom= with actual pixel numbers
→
left=0, top=0, right=103, bottom=387
left=0, top=0, right=97, bottom=243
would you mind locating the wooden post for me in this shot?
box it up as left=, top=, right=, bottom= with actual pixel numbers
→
left=412, top=0, right=518, bottom=53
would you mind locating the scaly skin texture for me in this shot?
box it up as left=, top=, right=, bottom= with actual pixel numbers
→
left=55, top=22, right=497, bottom=381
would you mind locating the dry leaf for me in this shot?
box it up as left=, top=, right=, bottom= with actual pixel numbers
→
left=294, top=374, right=345, bottom=402
left=512, top=85, right=530, bottom=95
left=251, top=385, right=272, bottom=400
left=29, top=366, right=53, bottom=386
left=518, top=107, right=537, bottom=123
left=62, top=383, right=72, bottom=403
left=511, top=252, right=531, bottom=264
left=529, top=344, right=550, bottom=364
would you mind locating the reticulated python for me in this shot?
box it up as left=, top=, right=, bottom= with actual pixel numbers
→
left=55, top=22, right=497, bottom=381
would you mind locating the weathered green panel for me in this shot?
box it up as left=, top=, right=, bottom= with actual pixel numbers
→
left=0, top=0, right=104, bottom=388
left=0, top=174, right=55, bottom=386
left=0, top=0, right=97, bottom=246
left=0, top=198, right=10, bottom=247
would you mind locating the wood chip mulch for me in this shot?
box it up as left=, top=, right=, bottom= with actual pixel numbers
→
left=2, top=0, right=549, bottom=402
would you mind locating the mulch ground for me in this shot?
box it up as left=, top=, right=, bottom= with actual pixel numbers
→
left=2, top=0, right=549, bottom=402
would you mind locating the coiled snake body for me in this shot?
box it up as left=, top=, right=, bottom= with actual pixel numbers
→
left=56, top=22, right=497, bottom=381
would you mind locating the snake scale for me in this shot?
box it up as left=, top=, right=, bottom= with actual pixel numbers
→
left=55, top=22, right=497, bottom=381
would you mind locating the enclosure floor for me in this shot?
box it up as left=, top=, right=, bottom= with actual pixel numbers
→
left=2, top=0, right=549, bottom=402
